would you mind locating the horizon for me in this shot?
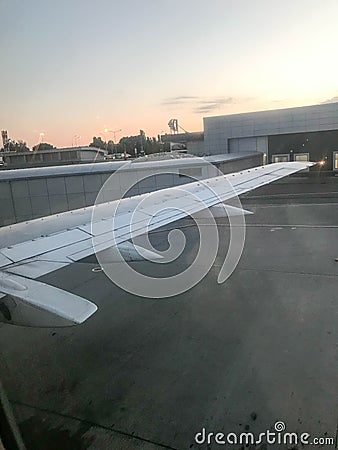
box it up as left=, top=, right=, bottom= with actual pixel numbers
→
left=4, top=99, right=338, bottom=151
left=1, top=0, right=337, bottom=148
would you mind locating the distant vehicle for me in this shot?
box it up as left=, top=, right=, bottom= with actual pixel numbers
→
left=106, top=153, right=132, bottom=160
left=170, top=142, right=187, bottom=151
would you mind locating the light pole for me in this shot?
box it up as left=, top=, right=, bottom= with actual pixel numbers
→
left=72, top=134, right=81, bottom=147
left=98, top=132, right=108, bottom=155
left=103, top=128, right=122, bottom=154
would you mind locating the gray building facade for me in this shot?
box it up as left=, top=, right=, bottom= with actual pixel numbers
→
left=204, top=103, right=338, bottom=170
left=0, top=146, right=107, bottom=169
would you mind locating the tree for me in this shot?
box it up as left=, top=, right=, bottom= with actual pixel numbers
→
left=118, top=132, right=163, bottom=156
left=118, top=135, right=139, bottom=154
left=89, top=136, right=107, bottom=150
left=107, top=140, right=115, bottom=154
left=2, top=140, right=30, bottom=152
left=16, top=140, right=31, bottom=152
left=32, top=142, right=54, bottom=151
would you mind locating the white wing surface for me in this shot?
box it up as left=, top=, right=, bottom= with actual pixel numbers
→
left=0, top=161, right=315, bottom=325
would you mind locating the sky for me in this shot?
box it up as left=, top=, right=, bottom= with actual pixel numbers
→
left=0, top=0, right=337, bottom=148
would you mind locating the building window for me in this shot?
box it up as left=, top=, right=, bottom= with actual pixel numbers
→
left=333, top=152, right=338, bottom=170
left=271, top=154, right=289, bottom=163
left=294, top=153, right=309, bottom=162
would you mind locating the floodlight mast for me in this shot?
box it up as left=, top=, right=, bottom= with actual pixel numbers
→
left=168, top=119, right=188, bottom=134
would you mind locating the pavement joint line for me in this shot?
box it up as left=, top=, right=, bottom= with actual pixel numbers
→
left=242, top=224, right=338, bottom=228
left=11, top=400, right=179, bottom=450
left=149, top=223, right=338, bottom=231
left=235, top=267, right=338, bottom=278
left=244, top=191, right=338, bottom=198
left=241, top=202, right=338, bottom=208
left=244, top=203, right=338, bottom=207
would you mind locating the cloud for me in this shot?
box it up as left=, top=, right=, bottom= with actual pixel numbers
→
left=194, top=106, right=216, bottom=113
left=194, top=104, right=224, bottom=113
left=162, top=95, right=238, bottom=113
left=271, top=98, right=291, bottom=103
left=321, top=95, right=338, bottom=104
left=162, top=96, right=200, bottom=105
left=198, top=97, right=235, bottom=105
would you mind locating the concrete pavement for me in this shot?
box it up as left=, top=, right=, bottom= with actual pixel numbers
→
left=0, top=177, right=337, bottom=449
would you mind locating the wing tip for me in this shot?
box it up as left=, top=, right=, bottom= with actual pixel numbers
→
left=73, top=302, right=98, bottom=324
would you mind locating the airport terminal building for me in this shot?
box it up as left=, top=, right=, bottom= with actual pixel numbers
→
left=204, top=102, right=338, bottom=170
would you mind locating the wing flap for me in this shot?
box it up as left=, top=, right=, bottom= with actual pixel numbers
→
left=0, top=253, right=13, bottom=267
left=1, top=228, right=91, bottom=263
left=4, top=260, right=68, bottom=279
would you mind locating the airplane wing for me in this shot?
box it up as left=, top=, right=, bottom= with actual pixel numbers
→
left=0, top=161, right=315, bottom=326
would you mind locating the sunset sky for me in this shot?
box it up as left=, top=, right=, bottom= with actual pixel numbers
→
left=1, top=0, right=337, bottom=148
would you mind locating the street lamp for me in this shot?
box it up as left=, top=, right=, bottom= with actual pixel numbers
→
left=103, top=128, right=122, bottom=143
left=103, top=128, right=122, bottom=154
left=72, top=134, right=81, bottom=147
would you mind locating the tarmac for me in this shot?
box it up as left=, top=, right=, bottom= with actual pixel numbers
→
left=0, top=175, right=337, bottom=449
